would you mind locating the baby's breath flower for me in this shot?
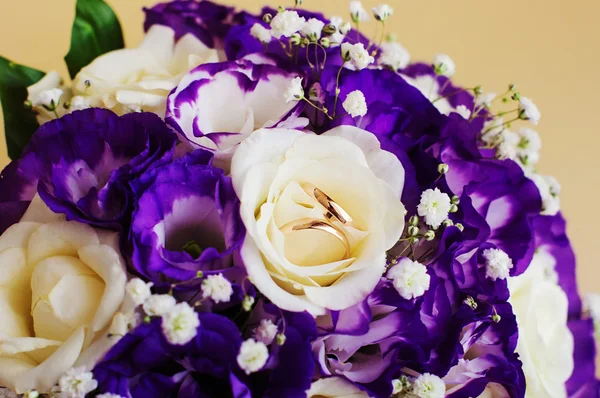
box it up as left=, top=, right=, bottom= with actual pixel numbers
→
left=125, top=278, right=153, bottom=306
left=342, top=90, right=368, bottom=117
left=161, top=302, right=200, bottom=345
left=483, top=248, right=513, bottom=280
left=201, top=273, right=234, bottom=303
left=417, top=188, right=452, bottom=229
left=433, top=54, right=456, bottom=77
left=270, top=10, right=306, bottom=38
left=284, top=77, right=304, bottom=102
left=58, top=367, right=98, bottom=398
left=237, top=338, right=269, bottom=374
left=387, top=258, right=431, bottom=300
left=251, top=23, right=272, bottom=43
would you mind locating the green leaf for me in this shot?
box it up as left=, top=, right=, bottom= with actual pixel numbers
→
left=0, top=56, right=45, bottom=160
left=64, top=0, right=124, bottom=79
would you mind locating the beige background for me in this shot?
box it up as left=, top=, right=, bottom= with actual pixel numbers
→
left=0, top=0, right=598, bottom=296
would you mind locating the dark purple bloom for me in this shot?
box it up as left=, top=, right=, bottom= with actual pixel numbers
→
left=128, top=150, right=246, bottom=284
left=144, top=0, right=234, bottom=49
left=0, top=109, right=177, bottom=229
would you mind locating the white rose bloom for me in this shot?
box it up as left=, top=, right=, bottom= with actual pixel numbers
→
left=72, top=25, right=218, bottom=117
left=306, top=377, right=369, bottom=397
left=379, top=42, right=411, bottom=71
left=508, top=250, right=574, bottom=398
left=231, top=126, right=406, bottom=315
left=250, top=23, right=272, bottom=44
left=342, top=90, right=368, bottom=118
left=270, top=10, right=306, bottom=38
left=0, top=197, right=128, bottom=394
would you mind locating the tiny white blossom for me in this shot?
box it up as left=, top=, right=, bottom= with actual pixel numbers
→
left=202, top=273, right=234, bottom=303
left=475, top=92, right=496, bottom=108
left=496, top=130, right=520, bottom=160
left=23, top=391, right=39, bottom=398
left=349, top=1, right=369, bottom=22
left=387, top=258, right=431, bottom=300
left=301, top=18, right=325, bottom=39
left=483, top=248, right=513, bottom=281
left=516, top=127, right=541, bottom=165
left=372, top=4, right=393, bottom=21
left=284, top=76, right=304, bottom=102
left=392, top=379, right=404, bottom=394
left=69, top=95, right=90, bottom=111
left=412, top=373, right=445, bottom=398
left=33, top=88, right=63, bottom=108
left=270, top=10, right=306, bottom=38
left=585, top=293, right=600, bottom=321
left=454, top=105, right=471, bottom=120
left=481, top=117, right=505, bottom=145
left=161, top=302, right=200, bottom=345
left=342, top=42, right=374, bottom=70
left=96, top=394, right=124, bottom=398
left=237, top=338, right=269, bottom=375
left=339, top=21, right=352, bottom=35
left=379, top=42, right=411, bottom=70
left=530, top=174, right=561, bottom=216
left=143, top=294, right=176, bottom=317
left=253, top=319, right=279, bottom=345
left=250, top=23, right=272, bottom=43
left=417, top=188, right=452, bottom=229
left=342, top=90, right=368, bottom=118
left=519, top=96, right=541, bottom=125
left=58, top=367, right=98, bottom=398
left=433, top=54, right=456, bottom=77
left=125, top=278, right=153, bottom=306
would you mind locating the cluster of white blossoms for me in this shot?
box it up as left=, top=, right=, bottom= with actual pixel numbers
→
left=342, top=90, right=368, bottom=117
left=237, top=338, right=270, bottom=375
left=389, top=373, right=445, bottom=398
left=483, top=248, right=514, bottom=281
left=201, top=273, right=234, bottom=303
left=417, top=188, right=452, bottom=229
left=387, top=258, right=431, bottom=300
left=57, top=367, right=98, bottom=398
left=379, top=41, right=411, bottom=71
left=341, top=42, right=375, bottom=70
left=125, top=278, right=200, bottom=345
left=253, top=319, right=279, bottom=345
left=530, top=173, right=561, bottom=216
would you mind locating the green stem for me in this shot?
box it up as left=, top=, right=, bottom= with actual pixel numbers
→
left=332, top=64, right=344, bottom=117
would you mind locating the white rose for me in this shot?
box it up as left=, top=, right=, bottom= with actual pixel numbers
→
left=307, top=377, right=369, bottom=397
left=0, top=197, right=128, bottom=393
left=508, top=249, right=574, bottom=398
left=231, top=126, right=405, bottom=315
left=72, top=25, right=218, bottom=117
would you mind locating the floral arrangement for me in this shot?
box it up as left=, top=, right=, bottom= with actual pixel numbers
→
left=0, top=0, right=598, bottom=397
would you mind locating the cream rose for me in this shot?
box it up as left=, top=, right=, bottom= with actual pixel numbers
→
left=71, top=24, right=218, bottom=117
left=0, top=197, right=128, bottom=393
left=231, top=126, right=405, bottom=315
left=306, top=377, right=369, bottom=397
left=508, top=249, right=574, bottom=398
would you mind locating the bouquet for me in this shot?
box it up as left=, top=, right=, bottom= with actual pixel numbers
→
left=0, top=0, right=597, bottom=397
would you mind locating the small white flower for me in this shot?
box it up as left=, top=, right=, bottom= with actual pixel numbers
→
left=387, top=258, right=431, bottom=300
left=253, top=319, right=279, bottom=345
left=237, top=338, right=269, bottom=375
left=372, top=4, right=393, bottom=21
left=496, top=130, right=520, bottom=160
left=69, top=95, right=90, bottom=111
left=301, top=18, right=325, bottom=40
left=58, top=367, right=98, bottom=398
left=516, top=127, right=541, bottom=165
left=250, top=23, right=272, bottom=43
left=270, top=10, right=306, bottom=38
left=379, top=42, right=411, bottom=70
left=126, top=278, right=153, bottom=306
left=454, top=105, right=471, bottom=120
left=412, top=373, right=445, bottom=398
left=417, top=188, right=452, bottom=229
left=475, top=92, right=496, bottom=108
left=342, top=90, right=368, bottom=118
left=96, top=394, right=124, bottom=398
left=483, top=248, right=513, bottom=281
left=481, top=117, right=505, bottom=145
left=23, top=391, right=40, bottom=398
left=329, top=16, right=350, bottom=44
left=161, top=302, right=200, bottom=345
left=201, top=273, right=234, bottom=303
left=392, top=379, right=404, bottom=394
left=349, top=1, right=369, bottom=22
left=519, top=96, right=541, bottom=125
left=339, top=21, right=352, bottom=35
left=33, top=88, right=63, bottom=108
left=284, top=76, right=304, bottom=103
left=530, top=174, right=561, bottom=215
left=433, top=54, right=456, bottom=77
left=143, top=294, right=176, bottom=317
left=342, top=42, right=374, bottom=70
left=585, top=293, right=600, bottom=321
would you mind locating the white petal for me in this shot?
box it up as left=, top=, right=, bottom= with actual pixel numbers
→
left=137, top=25, right=176, bottom=65
left=20, top=195, right=65, bottom=224
left=27, top=221, right=99, bottom=266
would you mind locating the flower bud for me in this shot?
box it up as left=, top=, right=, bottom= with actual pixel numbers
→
left=277, top=6, right=285, bottom=13
left=290, top=33, right=301, bottom=45
left=323, top=24, right=338, bottom=36
left=424, top=230, right=435, bottom=241
left=451, top=195, right=460, bottom=205
left=442, top=219, right=454, bottom=228
left=196, top=270, right=204, bottom=278
left=474, top=85, right=483, bottom=95
left=295, top=0, right=303, bottom=5
left=263, top=13, right=273, bottom=23
left=449, top=204, right=458, bottom=213
left=509, top=83, right=517, bottom=91
left=455, top=223, right=464, bottom=231
left=408, top=225, right=419, bottom=236
left=319, top=37, right=331, bottom=48
left=492, top=313, right=502, bottom=323
left=242, top=295, right=255, bottom=312
left=276, top=333, right=287, bottom=345
left=464, top=296, right=478, bottom=310
left=437, top=163, right=449, bottom=175
left=409, top=236, right=420, bottom=244
left=511, top=92, right=521, bottom=101
left=408, top=215, right=419, bottom=226
left=24, top=391, right=39, bottom=398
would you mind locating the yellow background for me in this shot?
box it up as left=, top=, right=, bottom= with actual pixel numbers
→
left=0, top=0, right=598, bottom=297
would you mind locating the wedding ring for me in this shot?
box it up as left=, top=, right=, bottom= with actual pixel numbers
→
left=279, top=217, right=351, bottom=259
left=301, top=183, right=355, bottom=227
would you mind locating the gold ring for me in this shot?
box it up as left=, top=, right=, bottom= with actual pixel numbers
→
left=301, top=183, right=355, bottom=227
left=279, top=217, right=351, bottom=259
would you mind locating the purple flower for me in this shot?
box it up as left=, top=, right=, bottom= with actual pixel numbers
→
left=143, top=0, right=234, bottom=49
left=0, top=109, right=177, bottom=229
left=128, top=150, right=246, bottom=284
left=165, top=56, right=305, bottom=163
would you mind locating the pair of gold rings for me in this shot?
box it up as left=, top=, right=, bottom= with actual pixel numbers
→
left=279, top=183, right=354, bottom=258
